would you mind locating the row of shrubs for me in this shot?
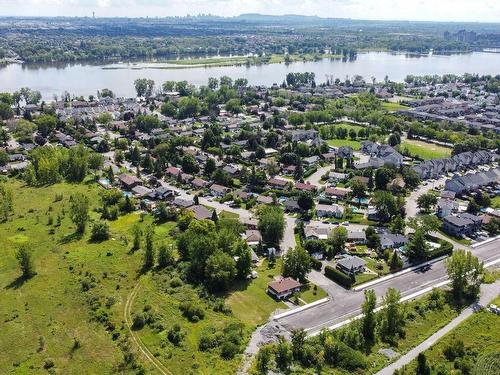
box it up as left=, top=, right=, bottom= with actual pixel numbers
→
left=427, top=240, right=453, bottom=260
left=324, top=265, right=353, bottom=289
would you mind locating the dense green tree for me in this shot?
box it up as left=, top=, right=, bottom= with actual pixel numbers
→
left=406, top=228, right=429, bottom=262
left=275, top=336, right=293, bottom=373
left=143, top=225, right=155, bottom=269
left=255, top=344, right=273, bottom=374
left=446, top=250, right=484, bottom=301
left=15, top=244, right=35, bottom=279
left=372, top=191, right=398, bottom=222
left=257, top=205, right=285, bottom=248
left=417, top=193, right=438, bottom=213
left=204, top=251, right=237, bottom=292
left=69, top=194, right=89, bottom=233
left=157, top=244, right=175, bottom=268
left=90, top=221, right=110, bottom=242
left=282, top=246, right=311, bottom=283
left=361, top=289, right=377, bottom=343
left=380, top=288, right=404, bottom=342
left=0, top=184, right=13, bottom=222
left=328, top=226, right=348, bottom=256
left=34, top=114, right=57, bottom=137
left=365, top=226, right=381, bottom=251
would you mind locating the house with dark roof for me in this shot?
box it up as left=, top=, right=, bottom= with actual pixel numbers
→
left=284, top=198, right=301, bottom=212
left=380, top=232, right=409, bottom=249
left=443, top=214, right=482, bottom=237
left=336, top=255, right=366, bottom=274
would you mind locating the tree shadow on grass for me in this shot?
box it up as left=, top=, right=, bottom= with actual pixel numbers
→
left=59, top=231, right=83, bottom=244
left=5, top=274, right=35, bottom=290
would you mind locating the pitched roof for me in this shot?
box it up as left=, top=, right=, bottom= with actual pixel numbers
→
left=268, top=277, right=302, bottom=294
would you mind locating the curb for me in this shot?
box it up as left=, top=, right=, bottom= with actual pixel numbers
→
left=353, top=255, right=448, bottom=291
left=309, top=257, right=500, bottom=337
left=471, top=234, right=500, bottom=249
left=273, top=297, right=330, bottom=320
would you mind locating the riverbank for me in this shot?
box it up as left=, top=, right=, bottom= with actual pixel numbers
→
left=102, top=53, right=344, bottom=70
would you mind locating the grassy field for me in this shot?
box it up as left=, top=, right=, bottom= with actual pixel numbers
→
left=399, top=294, right=500, bottom=375
left=331, top=122, right=366, bottom=133
left=327, top=139, right=362, bottom=150
left=381, top=101, right=409, bottom=111
left=400, top=139, right=452, bottom=160
left=0, top=179, right=148, bottom=373
left=492, top=195, right=500, bottom=209
left=0, top=177, right=328, bottom=373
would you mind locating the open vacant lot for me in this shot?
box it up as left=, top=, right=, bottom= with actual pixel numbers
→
left=400, top=139, right=452, bottom=160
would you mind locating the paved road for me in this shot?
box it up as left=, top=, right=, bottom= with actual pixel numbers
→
left=305, top=165, right=332, bottom=186
left=274, top=239, right=500, bottom=335
left=376, top=279, right=500, bottom=375
left=405, top=177, right=447, bottom=219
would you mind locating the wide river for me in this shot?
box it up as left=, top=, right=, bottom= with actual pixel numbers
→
left=1, top=51, right=500, bottom=100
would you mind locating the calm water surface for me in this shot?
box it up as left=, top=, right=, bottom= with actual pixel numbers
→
left=1, top=52, right=500, bottom=100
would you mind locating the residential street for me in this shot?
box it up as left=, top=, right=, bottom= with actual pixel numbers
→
left=272, top=238, right=500, bottom=335
left=405, top=176, right=447, bottom=219
left=305, top=165, right=332, bottom=186
left=375, top=279, right=500, bottom=375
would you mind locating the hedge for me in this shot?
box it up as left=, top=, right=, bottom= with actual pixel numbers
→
left=324, top=265, right=353, bottom=289
left=311, top=257, right=323, bottom=271
left=428, top=241, right=453, bottom=260
left=303, top=165, right=318, bottom=178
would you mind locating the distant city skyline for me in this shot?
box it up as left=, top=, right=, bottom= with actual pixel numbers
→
left=1, top=0, right=500, bottom=23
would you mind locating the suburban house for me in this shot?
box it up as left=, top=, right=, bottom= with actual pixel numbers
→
left=443, top=213, right=483, bottom=237
left=210, top=184, right=231, bottom=197
left=316, top=203, right=344, bottom=218
left=117, top=174, right=142, bottom=190
left=379, top=232, right=409, bottom=249
left=444, top=168, right=500, bottom=194
left=284, top=198, right=301, bottom=212
left=437, top=198, right=459, bottom=218
left=304, top=225, right=330, bottom=240
left=267, top=277, right=302, bottom=300
left=188, top=205, right=213, bottom=220
left=324, top=187, right=351, bottom=200
left=131, top=185, right=153, bottom=198
left=347, top=230, right=367, bottom=244
left=336, top=255, right=366, bottom=274
left=267, top=178, right=289, bottom=190
left=294, top=182, right=317, bottom=193
left=257, top=195, right=274, bottom=205
left=147, top=186, right=176, bottom=201
left=245, top=230, right=262, bottom=246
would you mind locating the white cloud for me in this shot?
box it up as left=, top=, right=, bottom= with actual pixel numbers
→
left=0, top=0, right=499, bottom=22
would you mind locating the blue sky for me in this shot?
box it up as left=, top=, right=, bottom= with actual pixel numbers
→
left=1, top=0, right=500, bottom=22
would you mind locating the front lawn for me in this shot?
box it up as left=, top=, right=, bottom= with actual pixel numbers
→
left=226, top=259, right=287, bottom=326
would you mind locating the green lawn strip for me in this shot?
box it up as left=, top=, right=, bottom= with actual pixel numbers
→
left=400, top=140, right=452, bottom=160
left=326, top=139, right=362, bottom=150
left=219, top=210, right=239, bottom=220
left=436, top=228, right=472, bottom=246
left=400, top=294, right=500, bottom=374
left=298, top=283, right=328, bottom=304
left=226, top=259, right=287, bottom=327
